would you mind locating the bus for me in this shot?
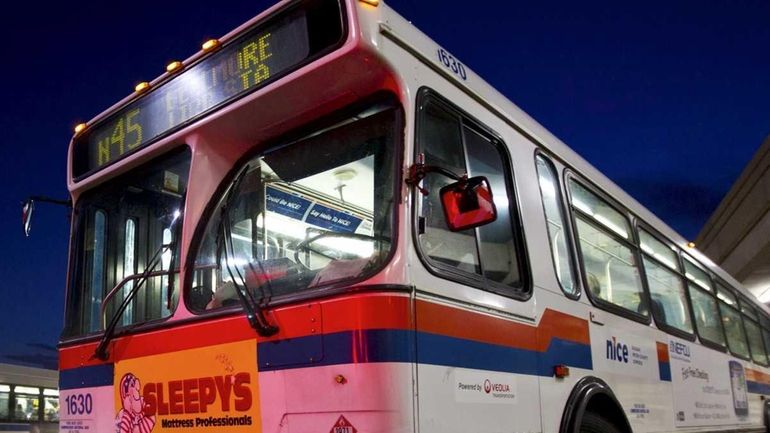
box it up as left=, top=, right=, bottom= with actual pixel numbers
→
left=0, top=363, right=58, bottom=433
left=44, top=1, right=770, bottom=433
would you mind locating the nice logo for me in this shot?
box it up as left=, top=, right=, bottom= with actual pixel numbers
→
left=606, top=336, right=629, bottom=363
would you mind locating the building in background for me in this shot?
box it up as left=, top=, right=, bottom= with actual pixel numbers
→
left=696, top=135, right=770, bottom=303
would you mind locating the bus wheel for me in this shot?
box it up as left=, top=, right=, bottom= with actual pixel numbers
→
left=579, top=412, right=622, bottom=433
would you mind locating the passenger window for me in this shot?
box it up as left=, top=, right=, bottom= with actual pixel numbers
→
left=683, top=256, right=724, bottom=346
left=717, top=284, right=738, bottom=306
left=763, top=327, right=770, bottom=363
left=0, top=384, right=9, bottom=420
left=688, top=286, right=725, bottom=346
left=639, top=229, right=692, bottom=334
left=744, top=318, right=767, bottom=365
left=535, top=155, right=577, bottom=296
left=417, top=95, right=527, bottom=295
left=684, top=256, right=712, bottom=292
left=568, top=179, right=645, bottom=315
left=720, top=301, right=750, bottom=359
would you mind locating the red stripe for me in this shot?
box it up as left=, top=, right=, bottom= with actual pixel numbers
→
left=60, top=293, right=410, bottom=370
left=60, top=293, right=590, bottom=371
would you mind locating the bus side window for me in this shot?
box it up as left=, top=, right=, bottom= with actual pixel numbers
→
left=416, top=93, right=527, bottom=296
left=535, top=154, right=577, bottom=296
left=717, top=283, right=750, bottom=359
left=567, top=179, right=647, bottom=317
left=0, top=384, right=9, bottom=420
left=638, top=229, right=693, bottom=335
left=742, top=312, right=767, bottom=365
left=683, top=255, right=726, bottom=347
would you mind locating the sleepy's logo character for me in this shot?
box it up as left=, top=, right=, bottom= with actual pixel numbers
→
left=116, top=373, right=156, bottom=433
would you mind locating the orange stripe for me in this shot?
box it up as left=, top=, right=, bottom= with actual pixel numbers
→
left=746, top=368, right=770, bottom=384
left=416, top=300, right=538, bottom=351
left=416, top=301, right=590, bottom=352
left=656, top=342, right=669, bottom=363
left=536, top=309, right=591, bottom=350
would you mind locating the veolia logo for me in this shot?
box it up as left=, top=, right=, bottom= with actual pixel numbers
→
left=606, top=336, right=629, bottom=363
left=484, top=380, right=492, bottom=394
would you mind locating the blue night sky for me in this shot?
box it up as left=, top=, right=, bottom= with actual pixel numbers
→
left=0, top=0, right=768, bottom=368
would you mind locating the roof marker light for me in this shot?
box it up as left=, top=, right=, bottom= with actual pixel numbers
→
left=202, top=39, right=220, bottom=52
left=74, top=123, right=87, bottom=134
left=359, top=0, right=379, bottom=6
left=135, top=82, right=151, bottom=93
left=166, top=61, right=183, bottom=73
left=687, top=242, right=696, bottom=249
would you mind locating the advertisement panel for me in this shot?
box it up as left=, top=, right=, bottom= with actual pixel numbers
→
left=113, top=340, right=261, bottom=433
left=668, top=338, right=751, bottom=427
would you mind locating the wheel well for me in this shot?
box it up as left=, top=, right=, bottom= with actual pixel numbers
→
left=583, top=393, right=629, bottom=433
left=560, top=376, right=631, bottom=433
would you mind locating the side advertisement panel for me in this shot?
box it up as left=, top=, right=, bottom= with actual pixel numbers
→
left=668, top=338, right=751, bottom=427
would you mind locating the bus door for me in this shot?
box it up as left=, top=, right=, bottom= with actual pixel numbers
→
left=408, top=86, right=539, bottom=433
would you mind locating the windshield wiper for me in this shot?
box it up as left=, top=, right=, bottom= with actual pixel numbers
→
left=218, top=166, right=278, bottom=337
left=93, top=242, right=173, bottom=360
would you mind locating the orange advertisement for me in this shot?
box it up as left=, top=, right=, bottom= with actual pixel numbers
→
left=113, top=340, right=261, bottom=433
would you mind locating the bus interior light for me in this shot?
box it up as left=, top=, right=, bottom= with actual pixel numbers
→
left=135, top=82, right=151, bottom=93
left=202, top=39, right=220, bottom=52
left=359, top=0, right=379, bottom=6
left=74, top=123, right=87, bottom=134
left=166, top=61, right=184, bottom=73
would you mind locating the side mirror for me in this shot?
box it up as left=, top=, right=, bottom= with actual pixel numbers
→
left=22, top=199, right=34, bottom=237
left=439, top=176, right=497, bottom=232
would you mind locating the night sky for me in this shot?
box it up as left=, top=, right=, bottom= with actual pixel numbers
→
left=1, top=0, right=768, bottom=368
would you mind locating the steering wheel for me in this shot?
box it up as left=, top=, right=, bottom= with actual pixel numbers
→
left=293, top=231, right=382, bottom=269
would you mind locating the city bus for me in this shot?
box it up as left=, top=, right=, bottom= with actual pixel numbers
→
left=46, top=1, right=770, bottom=433
left=0, top=363, right=58, bottom=433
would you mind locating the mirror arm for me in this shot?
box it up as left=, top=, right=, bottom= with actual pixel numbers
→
left=27, top=196, right=72, bottom=208
left=406, top=158, right=467, bottom=196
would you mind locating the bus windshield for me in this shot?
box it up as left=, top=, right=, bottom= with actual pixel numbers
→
left=63, top=149, right=191, bottom=337
left=189, top=105, right=398, bottom=311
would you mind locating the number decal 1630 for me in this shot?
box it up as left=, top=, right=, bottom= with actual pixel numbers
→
left=65, top=393, right=93, bottom=415
left=436, top=48, right=467, bottom=81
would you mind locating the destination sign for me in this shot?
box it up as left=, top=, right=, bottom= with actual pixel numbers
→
left=72, top=0, right=344, bottom=178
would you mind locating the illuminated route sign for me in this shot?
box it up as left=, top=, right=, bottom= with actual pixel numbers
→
left=73, top=0, right=344, bottom=178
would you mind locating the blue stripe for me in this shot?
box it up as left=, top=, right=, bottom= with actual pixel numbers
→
left=748, top=380, right=770, bottom=394
left=539, top=338, right=593, bottom=375
left=417, top=331, right=539, bottom=374
left=259, top=329, right=593, bottom=376
left=0, top=424, right=32, bottom=431
left=658, top=361, right=672, bottom=382
left=259, top=329, right=414, bottom=371
left=60, top=363, right=114, bottom=390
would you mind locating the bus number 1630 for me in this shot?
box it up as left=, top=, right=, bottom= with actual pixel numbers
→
left=437, top=48, right=467, bottom=81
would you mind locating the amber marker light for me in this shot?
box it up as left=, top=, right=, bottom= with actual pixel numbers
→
left=687, top=242, right=696, bottom=248
left=135, top=82, right=151, bottom=93
left=359, top=0, right=379, bottom=6
left=202, top=39, right=220, bottom=52
left=74, top=123, right=87, bottom=135
left=166, top=61, right=183, bottom=73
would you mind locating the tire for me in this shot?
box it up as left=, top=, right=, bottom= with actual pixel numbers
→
left=579, top=411, right=622, bottom=433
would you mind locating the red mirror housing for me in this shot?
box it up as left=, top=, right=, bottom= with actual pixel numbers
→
left=439, top=176, right=497, bottom=232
